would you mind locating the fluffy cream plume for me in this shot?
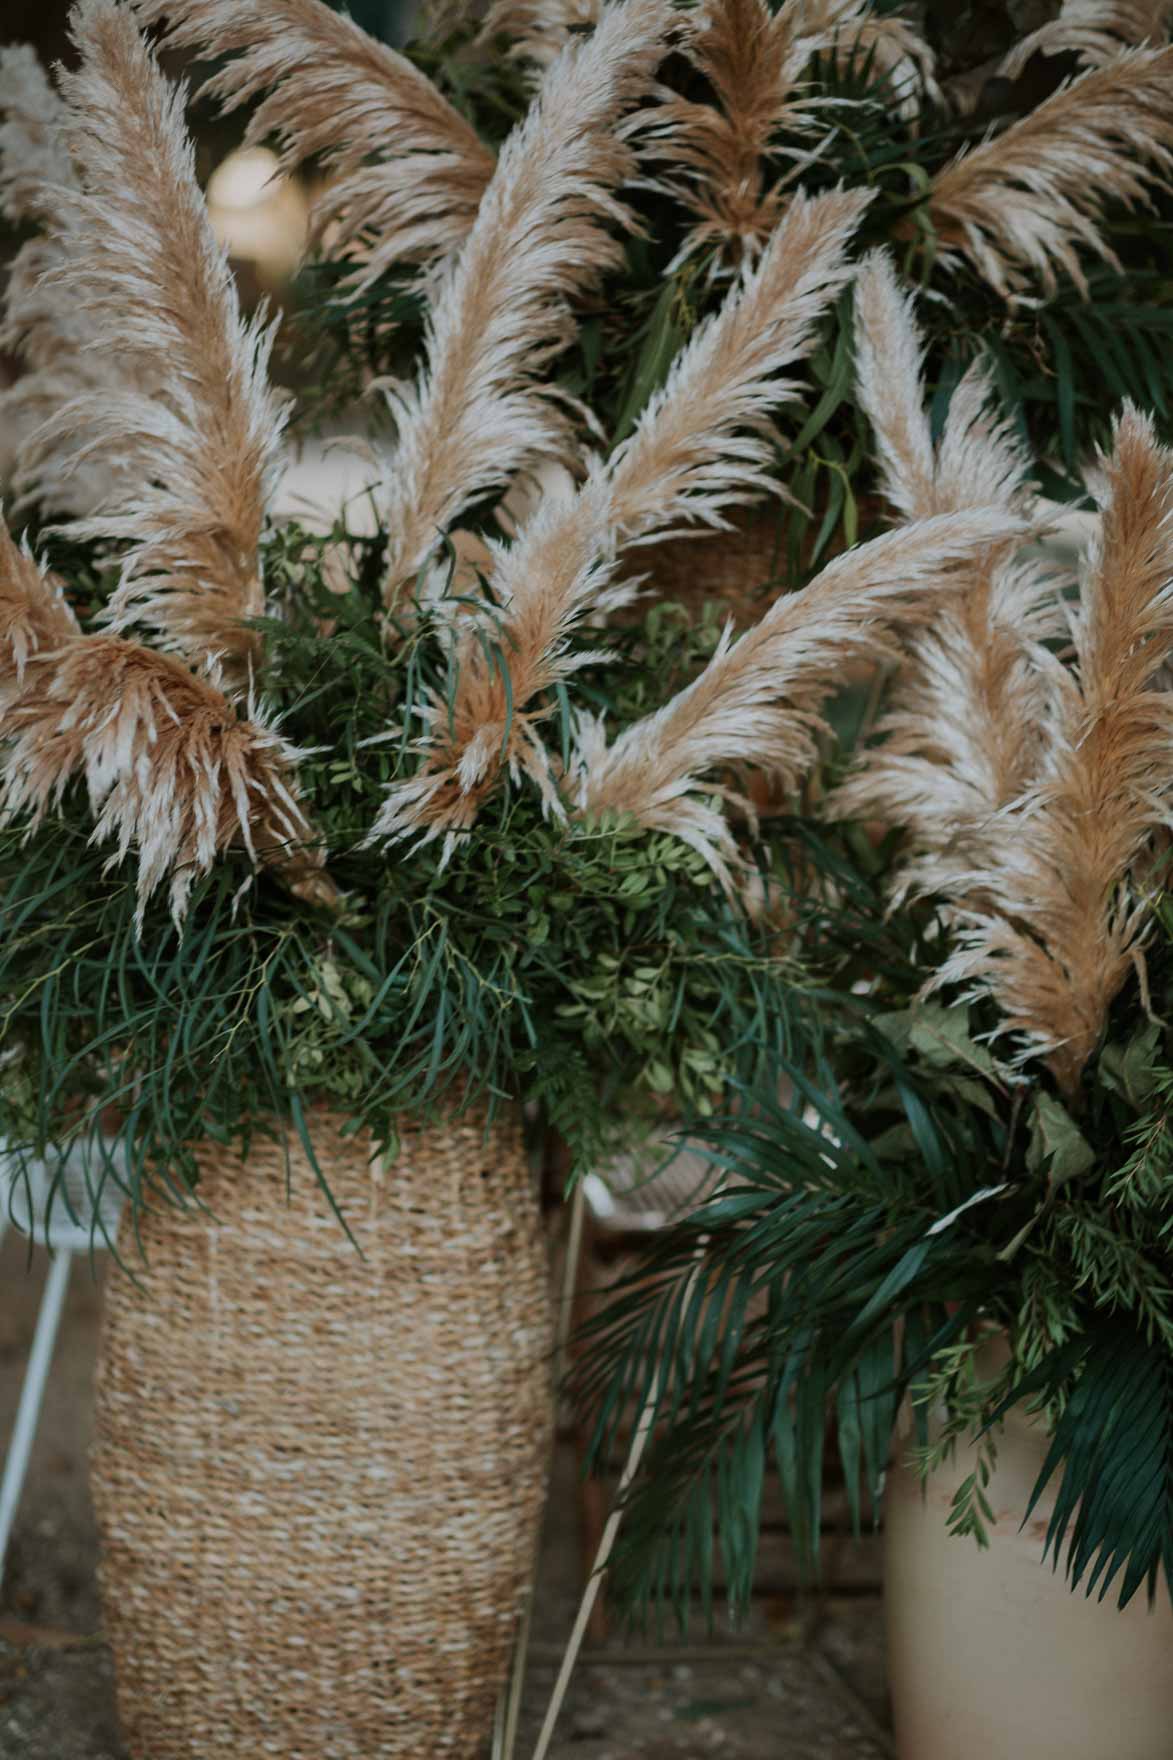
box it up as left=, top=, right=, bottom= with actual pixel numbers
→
left=603, top=187, right=873, bottom=542
left=38, top=0, right=288, bottom=679
left=831, top=251, right=1056, bottom=873
left=574, top=510, right=1027, bottom=878
left=925, top=46, right=1173, bottom=298
left=379, top=0, right=674, bottom=608
left=0, top=44, right=73, bottom=219
left=481, top=0, right=607, bottom=72
left=649, top=0, right=827, bottom=268
left=0, top=45, right=147, bottom=518
left=0, top=520, right=330, bottom=922
left=0, top=522, right=80, bottom=689
left=367, top=186, right=874, bottom=847
left=802, top=0, right=939, bottom=116
left=1001, top=1, right=1173, bottom=80
left=2, top=635, right=328, bottom=924
left=133, top=0, right=496, bottom=286
left=929, top=407, right=1173, bottom=1096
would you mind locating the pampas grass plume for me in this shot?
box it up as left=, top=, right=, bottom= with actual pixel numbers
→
left=133, top=0, right=496, bottom=286
left=43, top=0, right=288, bottom=679
left=926, top=45, right=1173, bottom=297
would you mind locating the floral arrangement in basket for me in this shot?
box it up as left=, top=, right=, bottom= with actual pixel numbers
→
left=577, top=256, right=1173, bottom=1619
left=1, top=0, right=1173, bottom=1262
left=0, top=0, right=1014, bottom=1217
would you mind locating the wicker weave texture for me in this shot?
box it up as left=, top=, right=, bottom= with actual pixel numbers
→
left=639, top=512, right=787, bottom=626
left=91, top=1107, right=554, bottom=1759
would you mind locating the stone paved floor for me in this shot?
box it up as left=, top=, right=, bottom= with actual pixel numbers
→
left=0, top=1235, right=891, bottom=1759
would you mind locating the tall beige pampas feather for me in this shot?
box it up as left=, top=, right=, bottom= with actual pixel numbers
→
left=481, top=0, right=607, bottom=73
left=367, top=186, right=874, bottom=847
left=0, top=522, right=80, bottom=688
left=930, top=406, right=1173, bottom=1096
left=379, top=0, right=674, bottom=609
left=603, top=187, right=873, bottom=543
left=925, top=46, right=1173, bottom=298
left=802, top=0, right=939, bottom=116
left=0, top=45, right=148, bottom=518
left=0, top=44, right=73, bottom=216
left=1001, top=1, right=1173, bottom=81
left=40, top=0, right=288, bottom=680
left=575, top=508, right=1027, bottom=880
left=0, top=521, right=330, bottom=924
left=650, top=0, right=827, bottom=269
left=831, top=252, right=1056, bottom=875
left=133, top=0, right=495, bottom=287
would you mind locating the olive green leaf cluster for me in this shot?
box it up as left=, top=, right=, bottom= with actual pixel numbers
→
left=0, top=521, right=800, bottom=1229
left=574, top=820, right=1173, bottom=1621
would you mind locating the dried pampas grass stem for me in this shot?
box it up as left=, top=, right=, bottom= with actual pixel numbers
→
left=932, top=406, right=1173, bottom=1094
left=576, top=508, right=1025, bottom=881
left=369, top=185, right=870, bottom=848
left=1001, top=1, right=1173, bottom=81
left=0, top=43, right=148, bottom=519
left=926, top=45, right=1173, bottom=297
left=379, top=0, right=674, bottom=607
left=653, top=0, right=825, bottom=268
left=133, top=0, right=495, bottom=285
left=43, top=0, right=288, bottom=679
left=0, top=586, right=329, bottom=926
left=833, top=251, right=1054, bottom=881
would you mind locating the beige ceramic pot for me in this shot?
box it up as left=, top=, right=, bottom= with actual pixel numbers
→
left=885, top=1385, right=1173, bottom=1760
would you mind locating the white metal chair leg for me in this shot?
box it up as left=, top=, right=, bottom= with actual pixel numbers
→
left=0, top=1247, right=74, bottom=1590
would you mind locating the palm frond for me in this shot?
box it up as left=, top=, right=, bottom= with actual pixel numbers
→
left=803, top=0, right=939, bottom=117
left=997, top=1323, right=1173, bottom=1608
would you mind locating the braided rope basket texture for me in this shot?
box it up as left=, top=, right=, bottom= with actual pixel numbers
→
left=640, top=513, right=788, bottom=627
left=90, top=1105, right=554, bottom=1759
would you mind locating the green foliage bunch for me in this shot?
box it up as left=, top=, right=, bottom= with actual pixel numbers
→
left=0, top=520, right=798, bottom=1221
left=576, top=820, right=1173, bottom=1619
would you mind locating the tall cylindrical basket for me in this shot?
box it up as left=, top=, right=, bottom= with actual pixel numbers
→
left=90, top=1106, right=553, bottom=1759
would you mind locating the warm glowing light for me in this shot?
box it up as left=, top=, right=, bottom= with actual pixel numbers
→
left=206, top=147, right=309, bottom=283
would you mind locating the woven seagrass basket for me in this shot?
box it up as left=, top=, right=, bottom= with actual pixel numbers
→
left=90, top=1105, right=553, bottom=1760
left=638, top=511, right=787, bottom=627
